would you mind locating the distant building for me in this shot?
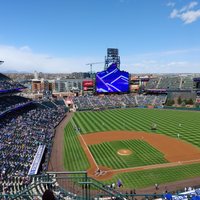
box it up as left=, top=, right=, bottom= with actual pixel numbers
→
left=33, top=70, right=39, bottom=79
left=55, top=78, right=84, bottom=93
left=32, top=79, right=50, bottom=93
left=48, top=80, right=55, bottom=92
left=32, top=79, right=42, bottom=93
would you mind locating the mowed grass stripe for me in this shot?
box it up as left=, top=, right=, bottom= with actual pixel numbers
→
left=95, top=110, right=125, bottom=131
left=91, top=112, right=113, bottom=131
left=104, top=163, right=200, bottom=189
left=64, top=108, right=200, bottom=188
left=73, top=109, right=200, bottom=148
left=92, top=142, right=126, bottom=169
left=88, top=111, right=117, bottom=131
left=89, top=140, right=168, bottom=169
left=63, top=121, right=89, bottom=171
left=75, top=112, right=98, bottom=133
left=73, top=113, right=87, bottom=133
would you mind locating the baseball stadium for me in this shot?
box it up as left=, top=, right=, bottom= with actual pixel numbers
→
left=1, top=49, right=200, bottom=199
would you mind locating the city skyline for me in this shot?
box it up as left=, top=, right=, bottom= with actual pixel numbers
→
left=0, top=0, right=200, bottom=73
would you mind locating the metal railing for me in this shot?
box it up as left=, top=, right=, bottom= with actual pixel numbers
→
left=0, top=171, right=165, bottom=199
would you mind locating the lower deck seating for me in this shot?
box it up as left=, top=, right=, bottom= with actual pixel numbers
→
left=73, top=94, right=166, bottom=110
left=0, top=101, right=67, bottom=196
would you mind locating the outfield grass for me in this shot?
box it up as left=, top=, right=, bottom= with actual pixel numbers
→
left=63, top=108, right=200, bottom=188
left=73, top=108, right=200, bottom=148
left=63, top=121, right=89, bottom=171
left=89, top=140, right=168, bottom=169
left=104, top=163, right=200, bottom=189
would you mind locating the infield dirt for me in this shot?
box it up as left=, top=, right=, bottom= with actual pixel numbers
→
left=49, top=114, right=200, bottom=192
left=79, top=131, right=200, bottom=180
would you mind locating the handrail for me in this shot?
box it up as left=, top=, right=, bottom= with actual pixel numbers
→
left=47, top=171, right=87, bottom=174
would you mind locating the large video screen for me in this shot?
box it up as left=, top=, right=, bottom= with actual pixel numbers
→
left=96, top=63, right=129, bottom=93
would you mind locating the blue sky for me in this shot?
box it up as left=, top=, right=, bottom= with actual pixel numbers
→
left=0, top=0, right=200, bottom=73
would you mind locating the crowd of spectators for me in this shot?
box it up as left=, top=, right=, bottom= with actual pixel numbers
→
left=0, top=95, right=31, bottom=115
left=172, top=187, right=200, bottom=200
left=0, top=100, right=66, bottom=195
left=0, top=80, right=25, bottom=91
left=0, top=73, right=25, bottom=91
left=73, top=94, right=167, bottom=110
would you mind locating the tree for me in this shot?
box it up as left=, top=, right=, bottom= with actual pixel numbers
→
left=166, top=99, right=175, bottom=106
left=187, top=98, right=194, bottom=105
left=177, top=96, right=182, bottom=105
left=182, top=98, right=194, bottom=105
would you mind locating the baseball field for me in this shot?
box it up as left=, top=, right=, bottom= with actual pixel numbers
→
left=63, top=108, right=200, bottom=188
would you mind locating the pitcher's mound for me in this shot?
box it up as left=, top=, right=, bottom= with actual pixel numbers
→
left=117, top=149, right=132, bottom=156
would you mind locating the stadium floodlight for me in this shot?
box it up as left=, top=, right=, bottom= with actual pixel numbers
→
left=0, top=60, right=4, bottom=65
left=105, top=48, right=120, bottom=70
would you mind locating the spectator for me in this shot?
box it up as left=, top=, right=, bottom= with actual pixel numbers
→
left=42, top=189, right=55, bottom=200
left=117, top=179, right=123, bottom=188
left=0, top=99, right=67, bottom=194
left=155, top=183, right=159, bottom=190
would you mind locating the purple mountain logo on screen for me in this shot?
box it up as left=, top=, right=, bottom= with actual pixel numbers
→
left=96, top=63, right=129, bottom=93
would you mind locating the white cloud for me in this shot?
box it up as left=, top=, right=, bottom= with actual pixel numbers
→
left=180, top=1, right=198, bottom=12
left=19, top=46, right=32, bottom=52
left=127, top=48, right=200, bottom=58
left=180, top=10, right=200, bottom=24
left=189, top=1, right=198, bottom=9
left=187, top=1, right=198, bottom=9
left=0, top=45, right=102, bottom=73
left=0, top=45, right=200, bottom=74
left=121, top=48, right=200, bottom=73
left=166, top=61, right=187, bottom=67
left=167, top=2, right=176, bottom=7
left=170, top=9, right=179, bottom=18
left=169, top=1, right=200, bottom=24
left=123, top=60, right=200, bottom=74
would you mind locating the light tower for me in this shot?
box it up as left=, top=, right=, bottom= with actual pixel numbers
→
left=105, top=48, right=120, bottom=70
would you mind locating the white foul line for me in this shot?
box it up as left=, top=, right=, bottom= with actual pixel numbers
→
left=71, top=118, right=98, bottom=169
